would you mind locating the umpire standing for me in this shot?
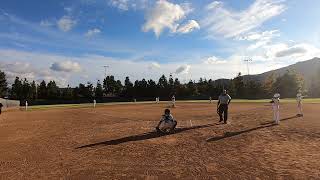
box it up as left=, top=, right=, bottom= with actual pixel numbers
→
left=217, top=90, right=232, bottom=124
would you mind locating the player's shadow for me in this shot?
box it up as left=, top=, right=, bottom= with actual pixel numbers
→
left=207, top=115, right=301, bottom=142
left=76, top=124, right=213, bottom=149
left=260, top=115, right=300, bottom=126
left=206, top=123, right=277, bottom=142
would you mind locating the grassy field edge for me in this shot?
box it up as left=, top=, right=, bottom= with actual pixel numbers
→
left=17, top=98, right=320, bottom=111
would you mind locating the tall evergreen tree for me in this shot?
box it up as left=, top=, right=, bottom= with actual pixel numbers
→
left=38, top=80, right=47, bottom=99
left=246, top=80, right=262, bottom=99
left=78, top=83, right=93, bottom=99
left=157, top=75, right=169, bottom=97
left=62, top=85, right=73, bottom=100
left=272, top=70, right=303, bottom=98
left=157, top=75, right=168, bottom=89
left=95, top=80, right=104, bottom=99
left=309, top=68, right=320, bottom=97
left=114, top=80, right=123, bottom=96
left=103, top=75, right=117, bottom=95
left=0, top=70, right=8, bottom=97
left=47, top=81, right=59, bottom=99
left=147, top=79, right=157, bottom=97
left=31, top=81, right=37, bottom=99
left=21, top=78, right=32, bottom=100
left=186, top=80, right=198, bottom=96
left=11, top=77, right=22, bottom=100
left=168, top=74, right=174, bottom=96
left=123, top=76, right=134, bottom=98
left=197, top=78, right=209, bottom=96
left=263, top=73, right=276, bottom=98
left=231, top=73, right=245, bottom=98
left=86, top=82, right=94, bottom=99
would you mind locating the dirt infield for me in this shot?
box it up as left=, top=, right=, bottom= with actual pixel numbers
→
left=1, top=102, right=320, bottom=179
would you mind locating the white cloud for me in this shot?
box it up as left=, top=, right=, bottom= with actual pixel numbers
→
left=203, top=56, right=227, bottom=64
left=64, top=7, right=73, bottom=13
left=248, top=40, right=270, bottom=51
left=0, top=49, right=80, bottom=86
left=40, top=20, right=54, bottom=27
left=1, top=42, right=319, bottom=88
left=262, top=43, right=320, bottom=60
left=142, top=0, right=191, bottom=37
left=238, top=30, right=280, bottom=50
left=176, top=20, right=200, bottom=34
left=57, top=16, right=77, bottom=32
left=85, top=28, right=101, bottom=37
left=237, top=30, right=280, bottom=41
left=0, top=62, right=35, bottom=81
left=108, top=0, right=149, bottom=11
left=0, top=61, right=68, bottom=87
left=148, top=62, right=161, bottom=69
left=235, top=41, right=320, bottom=72
left=276, top=46, right=307, bottom=57
left=175, top=64, right=191, bottom=74
left=109, top=0, right=130, bottom=10
left=202, top=0, right=286, bottom=38
left=206, top=1, right=223, bottom=10
left=1, top=62, right=33, bottom=74
left=0, top=48, right=275, bottom=85
left=50, top=61, right=82, bottom=73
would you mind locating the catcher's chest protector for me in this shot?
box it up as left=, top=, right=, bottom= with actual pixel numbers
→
left=159, top=121, right=175, bottom=131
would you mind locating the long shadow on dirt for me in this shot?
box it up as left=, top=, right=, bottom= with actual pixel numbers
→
left=207, top=115, right=300, bottom=142
left=76, top=124, right=214, bottom=149
left=260, top=115, right=300, bottom=126
left=206, top=124, right=277, bottom=142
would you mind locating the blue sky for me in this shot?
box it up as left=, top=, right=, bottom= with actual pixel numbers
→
left=0, top=0, right=320, bottom=87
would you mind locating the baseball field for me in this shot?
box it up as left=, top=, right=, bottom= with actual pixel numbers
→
left=1, top=101, right=320, bottom=179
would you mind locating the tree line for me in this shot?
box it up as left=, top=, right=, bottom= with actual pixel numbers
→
left=0, top=69, right=319, bottom=105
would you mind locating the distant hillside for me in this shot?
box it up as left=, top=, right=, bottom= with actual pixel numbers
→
left=246, top=57, right=320, bottom=88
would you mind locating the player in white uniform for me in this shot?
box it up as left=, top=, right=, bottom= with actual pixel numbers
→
left=296, top=93, right=303, bottom=117
left=271, top=93, right=280, bottom=124
left=171, top=95, right=176, bottom=108
left=93, top=99, right=96, bottom=108
left=25, top=101, right=28, bottom=111
left=156, top=109, right=177, bottom=133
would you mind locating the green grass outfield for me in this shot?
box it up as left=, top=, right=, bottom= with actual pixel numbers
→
left=23, top=98, right=320, bottom=111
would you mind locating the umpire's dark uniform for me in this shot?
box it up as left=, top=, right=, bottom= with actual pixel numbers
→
left=217, top=91, right=232, bottom=123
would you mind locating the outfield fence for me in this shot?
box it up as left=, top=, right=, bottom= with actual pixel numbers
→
left=0, top=98, right=20, bottom=110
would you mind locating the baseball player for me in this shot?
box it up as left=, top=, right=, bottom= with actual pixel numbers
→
left=296, top=93, right=303, bottom=117
left=271, top=93, right=280, bottom=124
left=171, top=95, right=176, bottom=108
left=93, top=99, right=96, bottom=108
left=217, top=90, right=232, bottom=124
left=156, top=109, right=177, bottom=133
